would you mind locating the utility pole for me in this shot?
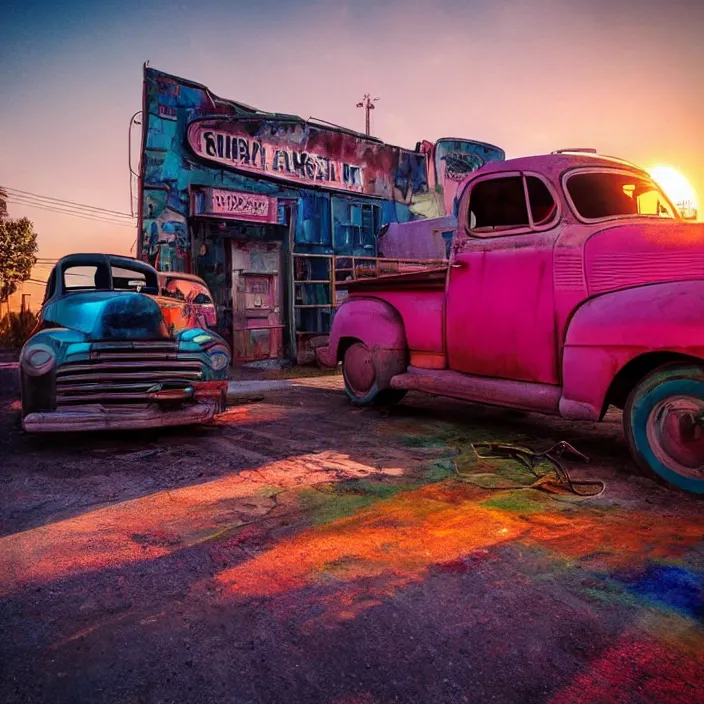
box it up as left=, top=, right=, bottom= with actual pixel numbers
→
left=356, top=94, right=379, bottom=136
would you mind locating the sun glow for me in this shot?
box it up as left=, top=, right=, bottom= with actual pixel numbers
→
left=648, top=166, right=698, bottom=217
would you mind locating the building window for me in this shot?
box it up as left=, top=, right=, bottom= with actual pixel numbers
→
left=296, top=195, right=331, bottom=247
left=333, top=198, right=381, bottom=254
left=354, top=203, right=381, bottom=250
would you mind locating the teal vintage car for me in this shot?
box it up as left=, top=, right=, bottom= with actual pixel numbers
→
left=20, top=253, right=231, bottom=432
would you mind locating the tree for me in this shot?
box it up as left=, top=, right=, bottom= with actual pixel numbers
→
left=0, top=188, right=38, bottom=303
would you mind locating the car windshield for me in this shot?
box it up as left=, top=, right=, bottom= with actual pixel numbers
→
left=566, top=171, right=677, bottom=220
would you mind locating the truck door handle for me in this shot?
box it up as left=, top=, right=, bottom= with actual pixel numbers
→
left=451, top=261, right=467, bottom=269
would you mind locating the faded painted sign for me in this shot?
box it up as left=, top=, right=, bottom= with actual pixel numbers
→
left=187, top=118, right=396, bottom=196
left=208, top=189, right=277, bottom=223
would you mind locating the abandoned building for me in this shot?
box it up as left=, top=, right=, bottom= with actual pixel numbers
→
left=137, top=66, right=504, bottom=364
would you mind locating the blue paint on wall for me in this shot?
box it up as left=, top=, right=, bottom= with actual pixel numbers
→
left=296, top=194, right=331, bottom=250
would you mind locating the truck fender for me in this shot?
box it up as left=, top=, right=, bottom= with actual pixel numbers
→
left=316, top=297, right=407, bottom=368
left=559, top=281, right=704, bottom=420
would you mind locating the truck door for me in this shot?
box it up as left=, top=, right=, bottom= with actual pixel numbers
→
left=445, top=172, right=561, bottom=384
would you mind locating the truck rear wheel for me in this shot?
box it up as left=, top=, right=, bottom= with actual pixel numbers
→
left=623, top=364, right=704, bottom=494
left=342, top=342, right=407, bottom=407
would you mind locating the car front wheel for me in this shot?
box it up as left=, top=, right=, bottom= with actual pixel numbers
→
left=624, top=364, right=704, bottom=494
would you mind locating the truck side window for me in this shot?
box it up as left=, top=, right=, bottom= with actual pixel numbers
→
left=469, top=177, right=529, bottom=232
left=526, top=177, right=557, bottom=225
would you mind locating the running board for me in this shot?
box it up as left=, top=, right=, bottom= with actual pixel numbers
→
left=390, top=367, right=561, bottom=415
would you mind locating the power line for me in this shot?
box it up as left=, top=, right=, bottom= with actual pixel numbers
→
left=6, top=195, right=136, bottom=228
left=3, top=187, right=134, bottom=219
left=7, top=193, right=134, bottom=224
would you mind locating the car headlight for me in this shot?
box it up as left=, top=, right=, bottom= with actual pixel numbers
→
left=207, top=344, right=230, bottom=371
left=21, top=344, right=56, bottom=377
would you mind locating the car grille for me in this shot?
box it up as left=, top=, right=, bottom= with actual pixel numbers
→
left=55, top=341, right=203, bottom=406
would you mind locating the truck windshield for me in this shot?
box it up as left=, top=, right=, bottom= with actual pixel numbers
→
left=566, top=171, right=677, bottom=220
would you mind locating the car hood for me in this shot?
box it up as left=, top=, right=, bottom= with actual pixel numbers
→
left=42, top=291, right=170, bottom=340
left=584, top=220, right=704, bottom=296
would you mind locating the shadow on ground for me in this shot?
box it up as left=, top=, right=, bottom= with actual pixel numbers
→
left=1, top=366, right=702, bottom=704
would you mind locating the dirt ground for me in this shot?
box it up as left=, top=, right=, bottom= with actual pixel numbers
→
left=1, top=365, right=702, bottom=704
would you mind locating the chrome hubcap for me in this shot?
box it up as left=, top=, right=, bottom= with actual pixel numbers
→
left=344, top=343, right=375, bottom=397
left=646, top=395, right=704, bottom=479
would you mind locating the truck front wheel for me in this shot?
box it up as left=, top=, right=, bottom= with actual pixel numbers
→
left=342, top=342, right=407, bottom=407
left=623, top=364, right=704, bottom=494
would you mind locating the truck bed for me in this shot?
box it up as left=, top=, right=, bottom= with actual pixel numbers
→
left=342, top=266, right=448, bottom=294
left=342, top=266, right=449, bottom=368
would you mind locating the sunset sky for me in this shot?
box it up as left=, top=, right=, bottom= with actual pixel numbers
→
left=1, top=0, right=703, bottom=303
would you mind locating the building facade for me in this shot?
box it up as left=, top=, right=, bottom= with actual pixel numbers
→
left=137, top=67, right=504, bottom=364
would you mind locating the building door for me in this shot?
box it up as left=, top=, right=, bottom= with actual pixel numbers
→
left=231, top=241, right=285, bottom=362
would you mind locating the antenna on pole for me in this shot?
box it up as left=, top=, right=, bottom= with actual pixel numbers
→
left=356, top=94, right=379, bottom=136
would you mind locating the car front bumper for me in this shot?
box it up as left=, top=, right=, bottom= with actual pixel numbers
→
left=22, top=381, right=228, bottom=433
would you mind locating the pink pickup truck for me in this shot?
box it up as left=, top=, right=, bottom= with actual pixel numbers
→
left=317, top=151, right=704, bottom=494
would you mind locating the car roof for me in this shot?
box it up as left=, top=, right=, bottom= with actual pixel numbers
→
left=55, top=253, right=158, bottom=275
left=468, top=152, right=649, bottom=181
